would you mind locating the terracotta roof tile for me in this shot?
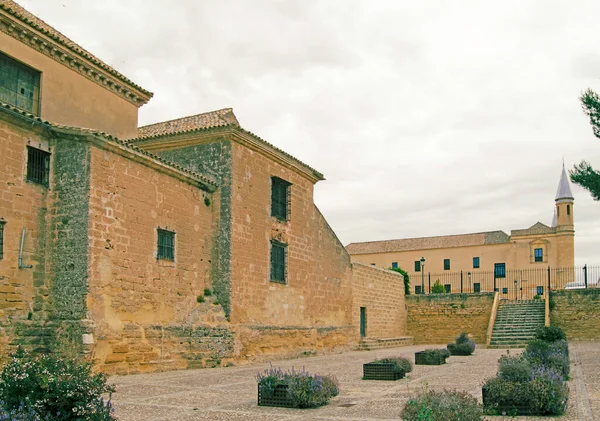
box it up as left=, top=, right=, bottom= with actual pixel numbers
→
left=0, top=0, right=152, bottom=101
left=346, top=231, right=510, bottom=255
left=137, top=108, right=239, bottom=138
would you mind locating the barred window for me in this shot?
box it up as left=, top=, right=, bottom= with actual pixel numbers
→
left=270, top=240, right=287, bottom=283
left=444, top=259, right=450, bottom=270
left=0, top=52, right=40, bottom=115
left=271, top=177, right=291, bottom=221
left=494, top=263, right=506, bottom=278
left=473, top=257, right=480, bottom=269
left=157, top=228, right=175, bottom=261
left=0, top=219, right=5, bottom=260
left=26, top=147, right=50, bottom=186
left=414, top=260, right=421, bottom=272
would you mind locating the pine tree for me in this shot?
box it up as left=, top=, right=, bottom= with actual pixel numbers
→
left=571, top=89, right=600, bottom=200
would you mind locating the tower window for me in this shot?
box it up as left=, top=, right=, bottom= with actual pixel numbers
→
left=271, top=177, right=291, bottom=221
left=157, top=228, right=175, bottom=261
left=567, top=205, right=570, bottom=216
left=26, top=147, right=50, bottom=186
left=444, top=259, right=450, bottom=270
left=534, top=248, right=543, bottom=262
left=557, top=207, right=560, bottom=217
left=0, top=52, right=41, bottom=115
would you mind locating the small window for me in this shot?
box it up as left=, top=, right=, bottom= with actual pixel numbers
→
left=537, top=286, right=544, bottom=296
left=270, top=240, right=287, bottom=283
left=502, top=287, right=508, bottom=294
left=557, top=206, right=560, bottom=217
left=444, top=284, right=451, bottom=293
left=473, top=257, right=480, bottom=269
left=415, top=285, right=422, bottom=294
left=444, top=259, right=450, bottom=271
left=391, top=262, right=398, bottom=269
left=414, top=260, right=421, bottom=272
left=370, top=263, right=376, bottom=266
left=0, top=219, right=5, bottom=260
left=494, top=263, right=506, bottom=278
left=0, top=52, right=41, bottom=115
left=567, top=205, right=570, bottom=216
left=26, top=147, right=50, bottom=186
left=157, top=228, right=175, bottom=261
left=534, top=248, right=543, bottom=262
left=271, top=177, right=291, bottom=221
left=473, top=283, right=481, bottom=293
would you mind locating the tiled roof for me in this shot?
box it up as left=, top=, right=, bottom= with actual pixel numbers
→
left=0, top=101, right=216, bottom=189
left=0, top=0, right=153, bottom=102
left=346, top=231, right=510, bottom=255
left=137, top=108, right=239, bottom=139
left=511, top=222, right=556, bottom=237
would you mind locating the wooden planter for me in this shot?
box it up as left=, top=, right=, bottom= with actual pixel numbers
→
left=482, top=386, right=537, bottom=416
left=363, top=363, right=405, bottom=380
left=415, top=351, right=446, bottom=365
left=258, top=384, right=295, bottom=408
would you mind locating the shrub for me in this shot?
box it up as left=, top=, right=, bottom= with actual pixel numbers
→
left=523, top=339, right=569, bottom=379
left=369, top=357, right=412, bottom=374
left=402, top=389, right=483, bottom=421
left=483, top=376, right=533, bottom=413
left=528, top=365, right=569, bottom=415
left=196, top=295, right=205, bottom=303
left=498, top=355, right=531, bottom=383
left=447, top=332, right=476, bottom=356
left=0, top=348, right=116, bottom=421
left=203, top=288, right=212, bottom=296
left=431, top=280, right=445, bottom=294
left=256, top=366, right=339, bottom=408
left=389, top=267, right=411, bottom=295
left=535, top=326, right=566, bottom=342
left=418, top=349, right=449, bottom=364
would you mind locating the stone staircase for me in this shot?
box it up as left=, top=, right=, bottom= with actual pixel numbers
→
left=357, top=337, right=413, bottom=351
left=489, top=300, right=545, bottom=348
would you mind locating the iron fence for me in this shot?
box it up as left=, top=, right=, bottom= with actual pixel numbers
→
left=407, top=265, right=600, bottom=298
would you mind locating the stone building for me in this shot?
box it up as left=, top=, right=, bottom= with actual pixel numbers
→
left=0, top=0, right=407, bottom=373
left=346, top=167, right=575, bottom=296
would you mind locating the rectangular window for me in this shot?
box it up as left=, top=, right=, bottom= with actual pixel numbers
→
left=473, top=283, right=481, bottom=293
left=494, top=263, right=506, bottom=278
left=270, top=240, right=287, bottom=283
left=0, top=219, right=5, bottom=260
left=502, top=287, right=508, bottom=294
left=473, top=257, right=480, bottom=269
left=26, top=147, right=50, bottom=186
left=534, top=248, right=543, bottom=262
left=0, top=52, right=41, bottom=115
left=271, top=177, right=291, bottom=221
left=391, top=262, right=398, bottom=269
left=414, top=260, right=421, bottom=272
left=444, top=284, right=451, bottom=293
left=157, top=228, right=175, bottom=261
left=537, top=286, right=544, bottom=296
left=415, top=285, right=422, bottom=294
left=444, top=259, right=450, bottom=270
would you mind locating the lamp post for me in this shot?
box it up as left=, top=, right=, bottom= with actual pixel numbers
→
left=420, top=257, right=426, bottom=294
left=468, top=271, right=472, bottom=293
left=514, top=280, right=518, bottom=301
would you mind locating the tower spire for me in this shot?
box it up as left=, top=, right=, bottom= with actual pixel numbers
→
left=555, top=164, right=574, bottom=203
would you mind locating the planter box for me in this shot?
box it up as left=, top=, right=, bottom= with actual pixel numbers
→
left=258, top=384, right=295, bottom=408
left=447, top=346, right=473, bottom=356
left=415, top=351, right=446, bottom=365
left=363, top=363, right=405, bottom=380
left=482, top=386, right=538, bottom=416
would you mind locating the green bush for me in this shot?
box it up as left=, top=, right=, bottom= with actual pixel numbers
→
left=369, top=357, right=412, bottom=374
left=523, top=339, right=569, bottom=379
left=256, top=366, right=339, bottom=408
left=0, top=348, right=115, bottom=421
left=390, top=267, right=411, bottom=295
left=402, top=389, right=483, bottom=421
left=498, top=355, right=531, bottom=383
left=203, top=288, right=212, bottom=296
left=447, top=332, right=476, bottom=355
left=431, top=280, right=445, bottom=294
left=535, top=326, right=566, bottom=342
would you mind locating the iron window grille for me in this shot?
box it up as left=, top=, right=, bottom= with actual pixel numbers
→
left=270, top=240, right=287, bottom=283
left=534, top=248, right=543, bottom=262
left=443, top=259, right=450, bottom=271
left=0, top=219, right=5, bottom=260
left=494, top=263, right=506, bottom=278
left=473, top=257, right=480, bottom=269
left=271, top=177, right=291, bottom=221
left=391, top=262, right=398, bottom=269
left=26, top=146, right=50, bottom=186
left=502, top=287, right=508, bottom=294
left=0, top=52, right=41, bottom=115
left=414, top=260, right=421, bottom=272
left=157, top=228, right=175, bottom=261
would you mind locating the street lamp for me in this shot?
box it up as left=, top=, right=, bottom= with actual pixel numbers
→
left=420, top=257, right=426, bottom=294
left=514, top=280, right=518, bottom=301
left=468, top=271, right=472, bottom=292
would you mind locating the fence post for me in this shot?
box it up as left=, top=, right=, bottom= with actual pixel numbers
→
left=547, top=266, right=551, bottom=292
left=584, top=264, right=588, bottom=288
left=460, top=270, right=463, bottom=293
left=493, top=275, right=497, bottom=292
left=428, top=272, right=431, bottom=294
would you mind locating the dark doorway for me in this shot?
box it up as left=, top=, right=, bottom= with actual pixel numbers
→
left=360, top=307, right=367, bottom=338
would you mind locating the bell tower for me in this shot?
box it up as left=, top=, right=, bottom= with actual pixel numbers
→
left=553, top=164, right=575, bottom=267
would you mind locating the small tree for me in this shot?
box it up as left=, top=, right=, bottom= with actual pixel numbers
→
left=390, top=267, right=410, bottom=295
left=572, top=88, right=600, bottom=200
left=431, top=280, right=445, bottom=294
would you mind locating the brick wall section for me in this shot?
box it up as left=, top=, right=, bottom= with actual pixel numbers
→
left=550, top=289, right=600, bottom=341
left=351, top=263, right=406, bottom=338
left=87, top=143, right=229, bottom=374
left=406, top=293, right=494, bottom=344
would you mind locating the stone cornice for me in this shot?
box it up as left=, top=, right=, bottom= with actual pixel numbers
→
left=0, top=5, right=153, bottom=106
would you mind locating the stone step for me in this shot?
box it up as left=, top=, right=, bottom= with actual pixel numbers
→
left=357, top=337, right=413, bottom=351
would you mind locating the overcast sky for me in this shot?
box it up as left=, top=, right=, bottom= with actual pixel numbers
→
left=19, top=0, right=600, bottom=265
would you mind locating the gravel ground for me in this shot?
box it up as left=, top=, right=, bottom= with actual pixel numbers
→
left=110, top=342, right=597, bottom=421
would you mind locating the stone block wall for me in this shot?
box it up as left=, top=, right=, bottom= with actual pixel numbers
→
left=351, top=263, right=406, bottom=338
left=551, top=289, right=600, bottom=341
left=406, top=293, right=494, bottom=344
